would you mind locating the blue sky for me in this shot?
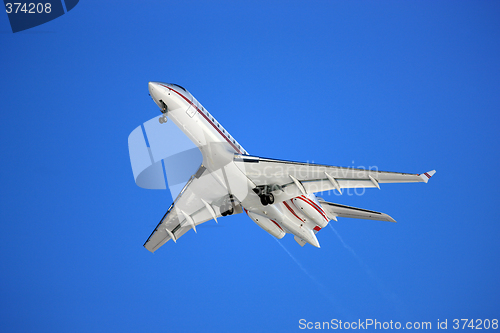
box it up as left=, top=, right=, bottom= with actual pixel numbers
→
left=1, top=1, right=499, bottom=332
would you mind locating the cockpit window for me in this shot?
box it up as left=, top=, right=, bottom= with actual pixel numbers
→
left=171, top=83, right=186, bottom=92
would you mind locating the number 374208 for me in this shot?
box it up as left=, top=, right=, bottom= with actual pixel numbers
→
left=453, top=319, right=498, bottom=329
left=5, top=3, right=52, bottom=14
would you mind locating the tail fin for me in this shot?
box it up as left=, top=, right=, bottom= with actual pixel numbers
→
left=294, top=235, right=306, bottom=247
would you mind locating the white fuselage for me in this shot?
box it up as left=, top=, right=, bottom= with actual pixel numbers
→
left=148, top=82, right=328, bottom=247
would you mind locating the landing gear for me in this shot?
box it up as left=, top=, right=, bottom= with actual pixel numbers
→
left=266, top=193, right=274, bottom=205
left=253, top=186, right=277, bottom=206
left=220, top=194, right=236, bottom=216
left=221, top=207, right=234, bottom=217
left=159, top=115, right=168, bottom=124
left=158, top=100, right=168, bottom=124
left=159, top=100, right=168, bottom=113
left=259, top=193, right=274, bottom=206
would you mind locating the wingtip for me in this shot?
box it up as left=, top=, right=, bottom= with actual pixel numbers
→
left=143, top=243, right=156, bottom=253
left=420, top=170, right=436, bottom=183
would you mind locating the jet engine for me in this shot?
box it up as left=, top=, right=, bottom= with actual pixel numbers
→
left=292, top=194, right=330, bottom=228
left=247, top=211, right=286, bottom=239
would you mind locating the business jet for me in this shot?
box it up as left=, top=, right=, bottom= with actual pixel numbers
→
left=128, top=82, right=435, bottom=253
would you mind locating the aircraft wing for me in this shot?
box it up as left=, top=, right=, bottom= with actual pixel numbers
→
left=318, top=199, right=396, bottom=222
left=144, top=165, right=242, bottom=253
left=233, top=155, right=435, bottom=203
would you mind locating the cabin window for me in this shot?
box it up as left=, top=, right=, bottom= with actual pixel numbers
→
left=171, top=83, right=186, bottom=92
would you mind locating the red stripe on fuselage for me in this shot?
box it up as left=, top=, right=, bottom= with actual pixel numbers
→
left=296, top=196, right=329, bottom=222
left=160, top=84, right=243, bottom=154
left=244, top=208, right=284, bottom=232
left=271, top=219, right=284, bottom=232
left=300, top=196, right=328, bottom=221
left=283, top=201, right=304, bottom=223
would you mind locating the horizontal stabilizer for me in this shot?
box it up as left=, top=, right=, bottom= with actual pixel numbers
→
left=318, top=199, right=396, bottom=222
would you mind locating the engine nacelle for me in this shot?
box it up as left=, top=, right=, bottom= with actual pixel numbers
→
left=247, top=211, right=286, bottom=239
left=292, top=194, right=330, bottom=228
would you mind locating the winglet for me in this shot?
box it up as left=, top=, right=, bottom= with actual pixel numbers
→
left=419, top=170, right=436, bottom=183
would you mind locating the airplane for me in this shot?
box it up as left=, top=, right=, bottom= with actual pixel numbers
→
left=129, top=82, right=435, bottom=253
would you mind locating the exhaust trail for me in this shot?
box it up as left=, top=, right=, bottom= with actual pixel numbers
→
left=329, top=224, right=375, bottom=278
left=329, top=224, right=359, bottom=259
left=329, top=224, right=405, bottom=316
left=273, top=237, right=325, bottom=288
left=272, top=236, right=351, bottom=318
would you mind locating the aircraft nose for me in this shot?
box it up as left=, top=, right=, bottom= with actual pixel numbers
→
left=149, top=82, right=165, bottom=102
left=148, top=81, right=158, bottom=95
